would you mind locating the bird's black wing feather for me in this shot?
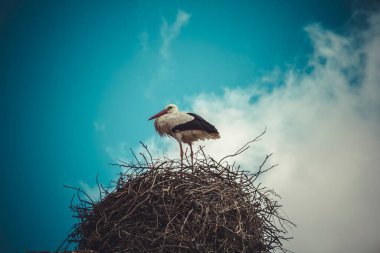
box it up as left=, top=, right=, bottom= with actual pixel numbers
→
left=172, top=113, right=219, bottom=134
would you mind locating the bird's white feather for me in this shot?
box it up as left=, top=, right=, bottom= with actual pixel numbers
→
left=154, top=112, right=194, bottom=137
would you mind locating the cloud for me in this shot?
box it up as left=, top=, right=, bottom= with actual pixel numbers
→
left=143, top=9, right=190, bottom=99
left=145, top=11, right=380, bottom=253
left=105, top=141, right=128, bottom=162
left=160, top=10, right=190, bottom=59
left=94, top=121, right=106, bottom=133
left=79, top=180, right=102, bottom=202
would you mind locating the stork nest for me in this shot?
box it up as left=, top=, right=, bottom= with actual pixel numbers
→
left=60, top=133, right=294, bottom=252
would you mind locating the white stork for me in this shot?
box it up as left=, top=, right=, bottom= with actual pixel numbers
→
left=148, top=104, right=220, bottom=165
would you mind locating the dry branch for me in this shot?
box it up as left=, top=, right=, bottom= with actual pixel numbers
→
left=59, top=134, right=294, bottom=253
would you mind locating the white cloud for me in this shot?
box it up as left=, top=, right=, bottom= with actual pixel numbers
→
left=143, top=9, right=191, bottom=99
left=105, top=141, right=129, bottom=162
left=79, top=180, right=102, bottom=202
left=145, top=12, right=380, bottom=253
left=160, top=10, right=190, bottom=59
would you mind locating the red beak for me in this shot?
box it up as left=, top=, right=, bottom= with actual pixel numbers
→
left=148, top=108, right=168, bottom=120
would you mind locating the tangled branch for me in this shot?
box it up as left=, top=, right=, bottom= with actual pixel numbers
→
left=60, top=133, right=294, bottom=253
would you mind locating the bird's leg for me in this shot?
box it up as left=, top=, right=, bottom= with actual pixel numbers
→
left=179, top=142, right=184, bottom=167
left=190, top=143, right=194, bottom=166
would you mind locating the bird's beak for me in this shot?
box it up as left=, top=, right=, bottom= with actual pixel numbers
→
left=148, top=108, right=168, bottom=120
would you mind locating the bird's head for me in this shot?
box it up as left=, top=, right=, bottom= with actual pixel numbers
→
left=148, top=104, right=178, bottom=120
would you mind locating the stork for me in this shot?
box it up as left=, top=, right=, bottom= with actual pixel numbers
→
left=148, top=104, right=220, bottom=165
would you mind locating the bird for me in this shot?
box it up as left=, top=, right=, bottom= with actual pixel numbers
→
left=148, top=104, right=220, bottom=165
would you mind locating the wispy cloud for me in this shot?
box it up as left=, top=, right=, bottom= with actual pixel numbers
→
left=143, top=9, right=191, bottom=99
left=145, top=11, right=380, bottom=253
left=160, top=10, right=190, bottom=59
left=105, top=142, right=128, bottom=162
left=94, top=121, right=106, bottom=133
left=79, top=180, right=102, bottom=202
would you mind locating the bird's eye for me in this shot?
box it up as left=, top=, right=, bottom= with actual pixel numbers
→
left=167, top=106, right=173, bottom=109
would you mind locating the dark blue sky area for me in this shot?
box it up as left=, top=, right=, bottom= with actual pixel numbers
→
left=0, top=0, right=362, bottom=251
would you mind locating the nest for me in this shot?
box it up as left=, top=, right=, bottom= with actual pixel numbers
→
left=60, top=135, right=294, bottom=252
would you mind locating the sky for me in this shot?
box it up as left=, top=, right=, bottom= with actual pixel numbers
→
left=1, top=0, right=379, bottom=252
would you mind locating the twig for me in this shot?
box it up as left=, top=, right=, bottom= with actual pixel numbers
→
left=60, top=132, right=294, bottom=253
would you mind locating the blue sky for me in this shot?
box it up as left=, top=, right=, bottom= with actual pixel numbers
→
left=1, top=1, right=380, bottom=252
